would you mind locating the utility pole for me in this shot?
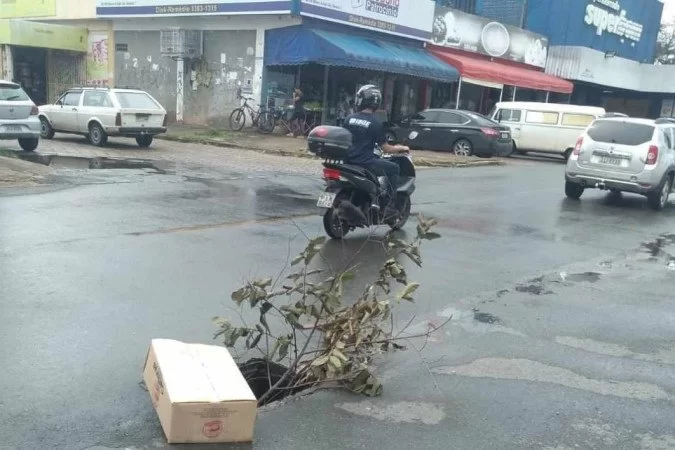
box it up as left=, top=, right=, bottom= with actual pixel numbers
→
left=520, top=0, right=528, bottom=28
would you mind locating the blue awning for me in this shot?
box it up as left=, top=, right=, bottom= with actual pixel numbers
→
left=264, top=26, right=459, bottom=83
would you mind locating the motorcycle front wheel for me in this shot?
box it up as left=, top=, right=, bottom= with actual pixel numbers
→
left=389, top=194, right=411, bottom=231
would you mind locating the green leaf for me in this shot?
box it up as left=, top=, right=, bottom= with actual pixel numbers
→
left=398, top=282, right=420, bottom=301
left=329, top=355, right=343, bottom=369
left=291, top=255, right=304, bottom=266
left=253, top=277, right=273, bottom=288
left=231, top=287, right=248, bottom=304
left=422, top=232, right=442, bottom=241
left=311, top=355, right=330, bottom=367
left=249, top=332, right=262, bottom=349
left=278, top=339, right=290, bottom=361
left=332, top=349, right=348, bottom=362
left=260, top=301, right=274, bottom=316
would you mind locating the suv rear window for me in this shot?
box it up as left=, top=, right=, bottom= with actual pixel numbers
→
left=116, top=92, right=160, bottom=109
left=587, top=120, right=654, bottom=146
left=0, top=84, right=30, bottom=101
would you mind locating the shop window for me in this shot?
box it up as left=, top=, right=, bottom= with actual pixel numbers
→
left=495, top=109, right=521, bottom=122
left=525, top=111, right=559, bottom=125
left=561, top=113, right=594, bottom=128
left=83, top=91, right=113, bottom=108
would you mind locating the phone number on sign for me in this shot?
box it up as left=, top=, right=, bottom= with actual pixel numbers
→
left=155, top=4, right=218, bottom=14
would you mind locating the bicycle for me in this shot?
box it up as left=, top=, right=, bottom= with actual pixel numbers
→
left=258, top=106, right=317, bottom=136
left=229, top=91, right=267, bottom=132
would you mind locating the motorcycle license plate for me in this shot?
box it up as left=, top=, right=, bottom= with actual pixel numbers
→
left=317, top=192, right=336, bottom=208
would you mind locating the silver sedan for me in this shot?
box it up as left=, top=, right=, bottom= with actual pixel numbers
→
left=0, top=80, right=41, bottom=152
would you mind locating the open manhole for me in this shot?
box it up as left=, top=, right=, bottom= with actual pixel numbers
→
left=238, top=358, right=302, bottom=406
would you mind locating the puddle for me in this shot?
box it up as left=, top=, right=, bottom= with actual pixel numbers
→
left=515, top=284, right=554, bottom=295
left=565, top=272, right=601, bottom=283
left=473, top=310, right=501, bottom=324
left=12, top=152, right=171, bottom=173
left=642, top=234, right=675, bottom=258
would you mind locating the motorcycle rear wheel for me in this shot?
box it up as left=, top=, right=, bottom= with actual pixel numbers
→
left=323, top=207, right=349, bottom=240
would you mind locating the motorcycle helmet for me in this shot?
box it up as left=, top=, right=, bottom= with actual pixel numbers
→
left=355, top=84, right=382, bottom=112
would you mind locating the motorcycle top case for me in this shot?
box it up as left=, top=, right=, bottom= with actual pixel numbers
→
left=307, top=126, right=352, bottom=159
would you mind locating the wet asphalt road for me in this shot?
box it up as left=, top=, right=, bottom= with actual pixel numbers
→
left=1, top=154, right=675, bottom=450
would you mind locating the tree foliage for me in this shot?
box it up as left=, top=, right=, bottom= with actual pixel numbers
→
left=213, top=214, right=442, bottom=405
left=656, top=22, right=675, bottom=65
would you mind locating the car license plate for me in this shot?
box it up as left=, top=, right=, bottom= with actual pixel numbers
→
left=317, top=192, right=336, bottom=208
left=136, top=114, right=149, bottom=122
left=3, top=125, right=22, bottom=132
left=599, top=156, right=622, bottom=166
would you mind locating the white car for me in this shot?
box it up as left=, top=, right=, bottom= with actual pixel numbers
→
left=0, top=80, right=41, bottom=152
left=565, top=117, right=675, bottom=211
left=38, top=87, right=167, bottom=147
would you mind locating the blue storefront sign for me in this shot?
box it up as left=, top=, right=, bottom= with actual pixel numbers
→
left=95, top=0, right=293, bottom=16
left=298, top=0, right=435, bottom=41
left=525, top=0, right=663, bottom=63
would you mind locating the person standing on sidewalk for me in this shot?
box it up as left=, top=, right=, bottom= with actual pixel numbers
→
left=287, top=88, right=306, bottom=138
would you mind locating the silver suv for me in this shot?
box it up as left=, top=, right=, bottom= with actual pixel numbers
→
left=0, top=80, right=41, bottom=152
left=565, top=117, right=675, bottom=211
left=38, top=87, right=167, bottom=148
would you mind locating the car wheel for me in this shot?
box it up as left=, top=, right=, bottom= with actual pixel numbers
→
left=647, top=174, right=672, bottom=211
left=88, top=122, right=108, bottom=147
left=18, top=137, right=39, bottom=152
left=452, top=138, right=473, bottom=156
left=136, top=135, right=153, bottom=147
left=565, top=180, right=584, bottom=199
left=39, top=117, right=55, bottom=139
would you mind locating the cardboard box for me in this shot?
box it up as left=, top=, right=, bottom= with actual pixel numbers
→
left=143, top=339, right=257, bottom=444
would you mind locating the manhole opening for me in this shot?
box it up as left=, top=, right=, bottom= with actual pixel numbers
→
left=238, top=358, right=305, bottom=406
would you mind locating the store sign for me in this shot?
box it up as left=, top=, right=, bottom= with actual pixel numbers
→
left=0, top=19, right=88, bottom=52
left=431, top=6, right=549, bottom=68
left=583, top=0, right=643, bottom=42
left=299, top=0, right=435, bottom=41
left=0, top=0, right=56, bottom=18
left=95, top=0, right=293, bottom=17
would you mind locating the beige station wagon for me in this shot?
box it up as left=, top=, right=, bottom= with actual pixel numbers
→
left=38, top=87, right=167, bottom=147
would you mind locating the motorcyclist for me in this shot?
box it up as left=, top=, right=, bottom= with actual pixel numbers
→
left=343, top=84, right=410, bottom=218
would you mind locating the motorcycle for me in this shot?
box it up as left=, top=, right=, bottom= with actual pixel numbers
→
left=307, top=125, right=416, bottom=240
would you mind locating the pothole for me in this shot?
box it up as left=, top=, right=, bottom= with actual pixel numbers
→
left=565, top=272, right=601, bottom=283
left=8, top=152, right=171, bottom=173
left=238, top=358, right=302, bottom=406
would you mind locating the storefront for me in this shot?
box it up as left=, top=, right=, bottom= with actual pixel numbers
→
left=96, top=0, right=297, bottom=124
left=523, top=0, right=668, bottom=116
left=0, top=19, right=88, bottom=105
left=262, top=0, right=456, bottom=126
left=545, top=46, right=675, bottom=118
left=263, top=23, right=459, bottom=125
left=427, top=5, right=573, bottom=115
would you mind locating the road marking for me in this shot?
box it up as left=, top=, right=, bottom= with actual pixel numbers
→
left=432, top=358, right=671, bottom=402
left=335, top=401, right=445, bottom=425
left=125, top=213, right=316, bottom=236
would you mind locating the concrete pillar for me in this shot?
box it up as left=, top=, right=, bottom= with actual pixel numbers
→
left=176, top=58, right=184, bottom=122
left=254, top=27, right=265, bottom=108
left=1, top=45, right=14, bottom=81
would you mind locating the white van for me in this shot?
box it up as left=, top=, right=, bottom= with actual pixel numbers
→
left=491, top=102, right=607, bottom=159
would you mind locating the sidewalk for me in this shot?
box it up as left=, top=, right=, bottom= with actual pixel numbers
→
left=0, top=155, right=51, bottom=186
left=159, top=124, right=505, bottom=168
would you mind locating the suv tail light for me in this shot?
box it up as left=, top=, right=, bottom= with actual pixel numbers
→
left=323, top=168, right=341, bottom=181
left=115, top=112, right=122, bottom=126
left=573, top=136, right=583, bottom=155
left=30, top=106, right=39, bottom=115
left=481, top=128, right=500, bottom=138
left=647, top=145, right=659, bottom=165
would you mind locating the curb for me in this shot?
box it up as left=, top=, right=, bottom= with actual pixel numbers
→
left=157, top=135, right=505, bottom=168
